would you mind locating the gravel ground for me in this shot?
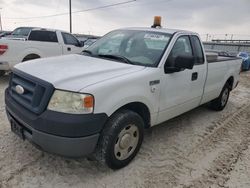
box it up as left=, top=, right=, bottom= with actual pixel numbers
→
left=0, top=72, right=249, bottom=188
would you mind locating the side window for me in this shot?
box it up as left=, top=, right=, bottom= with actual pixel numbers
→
left=28, top=31, right=58, bottom=43
left=62, top=33, right=79, bottom=46
left=191, top=36, right=204, bottom=65
left=166, top=36, right=193, bottom=67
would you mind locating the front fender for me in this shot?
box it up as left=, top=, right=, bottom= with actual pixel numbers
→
left=81, top=69, right=161, bottom=125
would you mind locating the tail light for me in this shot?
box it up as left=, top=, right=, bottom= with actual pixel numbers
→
left=0, top=45, right=8, bottom=55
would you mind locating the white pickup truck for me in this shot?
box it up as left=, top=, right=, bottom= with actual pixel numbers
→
left=5, top=27, right=241, bottom=169
left=0, top=28, right=85, bottom=76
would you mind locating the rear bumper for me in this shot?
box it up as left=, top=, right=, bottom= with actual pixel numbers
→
left=5, top=88, right=108, bottom=157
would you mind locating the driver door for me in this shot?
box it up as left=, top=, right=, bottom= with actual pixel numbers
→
left=157, top=35, right=206, bottom=124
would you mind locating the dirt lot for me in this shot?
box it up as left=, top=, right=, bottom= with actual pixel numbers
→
left=0, top=72, right=250, bottom=188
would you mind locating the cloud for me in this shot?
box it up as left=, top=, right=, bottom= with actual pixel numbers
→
left=12, top=0, right=65, bottom=7
left=2, top=0, right=250, bottom=38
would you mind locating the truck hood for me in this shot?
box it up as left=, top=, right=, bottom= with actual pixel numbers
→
left=15, top=54, right=145, bottom=91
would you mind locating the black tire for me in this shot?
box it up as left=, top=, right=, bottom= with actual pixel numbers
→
left=0, top=70, right=5, bottom=77
left=209, top=83, right=230, bottom=111
left=94, top=109, right=144, bottom=169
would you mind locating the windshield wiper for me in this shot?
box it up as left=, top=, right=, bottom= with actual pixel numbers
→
left=97, top=54, right=134, bottom=65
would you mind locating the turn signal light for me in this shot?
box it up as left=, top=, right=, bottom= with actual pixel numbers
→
left=83, top=95, right=94, bottom=108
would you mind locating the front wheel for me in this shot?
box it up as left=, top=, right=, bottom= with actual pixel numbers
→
left=94, top=110, right=144, bottom=169
left=209, top=83, right=230, bottom=111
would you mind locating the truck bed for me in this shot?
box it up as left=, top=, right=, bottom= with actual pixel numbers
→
left=206, top=52, right=241, bottom=63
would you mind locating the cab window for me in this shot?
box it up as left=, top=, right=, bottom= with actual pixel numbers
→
left=191, top=36, right=205, bottom=65
left=62, top=33, right=79, bottom=46
left=28, top=31, right=58, bottom=43
left=166, top=36, right=193, bottom=67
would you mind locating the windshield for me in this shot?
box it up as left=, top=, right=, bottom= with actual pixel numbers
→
left=12, top=28, right=32, bottom=36
left=84, top=30, right=172, bottom=67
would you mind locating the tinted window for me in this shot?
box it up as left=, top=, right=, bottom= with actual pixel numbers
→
left=191, top=36, right=204, bottom=64
left=166, top=36, right=193, bottom=67
left=62, top=33, right=79, bottom=46
left=28, top=31, right=58, bottom=43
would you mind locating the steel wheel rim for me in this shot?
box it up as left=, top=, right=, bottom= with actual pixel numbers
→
left=221, top=88, right=229, bottom=106
left=114, top=124, right=139, bottom=161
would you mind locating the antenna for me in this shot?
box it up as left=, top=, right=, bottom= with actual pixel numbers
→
left=69, top=0, right=72, bottom=33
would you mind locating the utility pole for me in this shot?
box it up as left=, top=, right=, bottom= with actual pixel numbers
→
left=0, top=8, right=2, bottom=31
left=69, top=0, right=72, bottom=33
left=231, top=34, right=234, bottom=40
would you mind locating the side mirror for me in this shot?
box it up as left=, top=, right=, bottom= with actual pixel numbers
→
left=80, top=41, right=85, bottom=47
left=76, top=41, right=84, bottom=47
left=165, top=55, right=195, bottom=73
left=175, top=55, right=195, bottom=69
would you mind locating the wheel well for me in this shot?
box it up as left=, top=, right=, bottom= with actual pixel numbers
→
left=22, top=54, right=40, bottom=62
left=226, top=76, right=234, bottom=90
left=117, top=102, right=151, bottom=129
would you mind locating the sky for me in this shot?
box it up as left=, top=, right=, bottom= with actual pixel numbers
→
left=1, top=0, right=250, bottom=40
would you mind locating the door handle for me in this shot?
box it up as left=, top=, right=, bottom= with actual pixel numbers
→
left=191, top=72, right=198, bottom=81
left=67, top=47, right=71, bottom=51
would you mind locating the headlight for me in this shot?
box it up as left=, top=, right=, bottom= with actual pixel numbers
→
left=48, top=90, right=94, bottom=114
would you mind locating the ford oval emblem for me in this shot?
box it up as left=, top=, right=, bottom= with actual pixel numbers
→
left=15, top=85, right=25, bottom=95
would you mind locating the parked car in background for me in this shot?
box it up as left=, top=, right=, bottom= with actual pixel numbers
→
left=237, top=52, right=250, bottom=71
left=83, top=37, right=100, bottom=49
left=0, top=31, right=12, bottom=38
left=0, top=28, right=85, bottom=76
left=3, top=27, right=35, bottom=40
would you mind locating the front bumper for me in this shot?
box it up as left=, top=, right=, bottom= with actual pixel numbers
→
left=5, top=89, right=108, bottom=157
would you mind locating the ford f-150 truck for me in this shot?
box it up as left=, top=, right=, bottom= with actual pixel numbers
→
left=5, top=26, right=241, bottom=169
left=0, top=28, right=85, bottom=76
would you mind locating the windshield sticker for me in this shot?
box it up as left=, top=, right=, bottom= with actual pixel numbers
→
left=144, top=34, right=168, bottom=41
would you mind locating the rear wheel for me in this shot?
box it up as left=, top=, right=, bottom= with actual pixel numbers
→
left=94, top=110, right=144, bottom=169
left=209, top=83, right=230, bottom=111
left=0, top=70, right=5, bottom=77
